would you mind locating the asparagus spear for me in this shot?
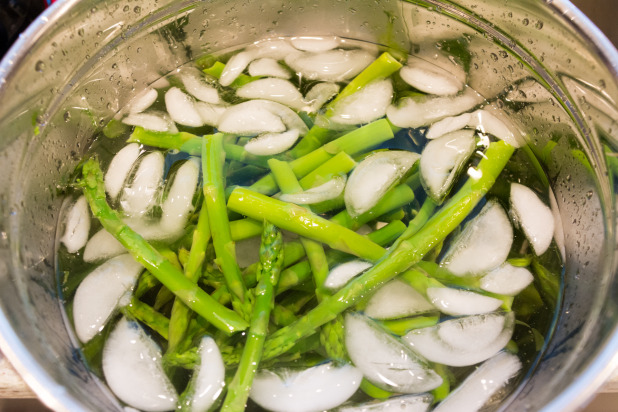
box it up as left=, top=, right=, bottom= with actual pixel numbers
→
left=324, top=52, right=403, bottom=116
left=227, top=187, right=386, bottom=261
left=220, top=222, right=284, bottom=412
left=128, top=127, right=273, bottom=168
left=202, top=134, right=250, bottom=318
left=268, top=158, right=330, bottom=296
left=122, top=298, right=170, bottom=340
left=79, top=157, right=249, bottom=334
left=287, top=52, right=402, bottom=159
left=167, top=199, right=211, bottom=353
left=249, top=118, right=394, bottom=195
left=260, top=140, right=515, bottom=359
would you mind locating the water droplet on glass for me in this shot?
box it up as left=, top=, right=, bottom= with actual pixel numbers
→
left=490, top=53, right=498, bottom=62
left=112, top=63, right=118, bottom=69
left=522, top=18, right=529, bottom=26
left=123, top=5, right=129, bottom=12
left=78, top=28, right=84, bottom=37
left=535, top=21, right=544, bottom=30
left=134, top=6, right=141, bottom=13
left=35, top=60, right=45, bottom=72
left=586, top=190, right=593, bottom=199
left=64, top=111, right=71, bottom=122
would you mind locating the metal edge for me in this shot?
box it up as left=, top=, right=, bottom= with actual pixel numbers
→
left=540, top=1, right=618, bottom=410
left=0, top=2, right=93, bottom=410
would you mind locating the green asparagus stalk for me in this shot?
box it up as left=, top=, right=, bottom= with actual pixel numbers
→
left=391, top=197, right=437, bottom=249
left=272, top=292, right=314, bottom=327
left=268, top=158, right=343, bottom=358
left=229, top=218, right=263, bottom=241
left=202, top=134, right=250, bottom=315
left=276, top=222, right=406, bottom=294
left=288, top=52, right=401, bottom=159
left=242, top=240, right=306, bottom=285
left=79, top=158, right=249, bottom=334
left=259, top=140, right=515, bottom=359
left=380, top=315, right=440, bottom=336
left=325, top=52, right=403, bottom=112
left=268, top=158, right=330, bottom=296
left=220, top=222, right=284, bottom=412
left=287, top=126, right=334, bottom=159
left=360, top=379, right=392, bottom=400
left=122, top=298, right=170, bottom=340
left=227, top=187, right=386, bottom=261
left=298, top=151, right=356, bottom=190
left=249, top=118, right=394, bottom=195
left=133, top=271, right=158, bottom=299
left=167, top=200, right=211, bottom=353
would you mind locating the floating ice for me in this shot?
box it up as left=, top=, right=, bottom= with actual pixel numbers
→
left=244, top=129, right=301, bottom=156
left=432, top=351, right=522, bottom=412
left=291, top=36, right=341, bottom=52
left=345, top=313, right=443, bottom=393
left=440, top=201, right=513, bottom=276
left=123, top=111, right=177, bottom=133
left=165, top=87, right=204, bottom=127
left=194, top=101, right=227, bottom=127
left=61, top=196, right=90, bottom=253
left=128, top=88, right=158, bottom=114
left=279, top=176, right=346, bottom=205
left=180, top=68, right=221, bottom=104
left=426, top=287, right=502, bottom=316
left=248, top=58, right=291, bottom=79
left=400, top=56, right=464, bottom=96
left=159, top=159, right=199, bottom=235
left=403, top=312, right=515, bottom=367
left=181, top=336, right=226, bottom=412
left=386, top=87, right=483, bottom=128
left=304, top=82, right=340, bottom=112
left=285, top=49, right=374, bottom=82
left=480, top=262, right=534, bottom=296
left=510, top=183, right=555, bottom=255
left=329, top=79, right=393, bottom=125
left=249, top=362, right=362, bottom=412
left=83, top=229, right=125, bottom=262
left=119, top=151, right=165, bottom=217
left=345, top=151, right=420, bottom=217
left=73, top=255, right=143, bottom=343
left=323, top=260, right=372, bottom=290
left=105, top=143, right=141, bottom=200
left=339, top=394, right=433, bottom=412
left=365, top=279, right=435, bottom=319
left=103, top=318, right=178, bottom=411
left=420, top=129, right=476, bottom=201
left=237, top=78, right=305, bottom=111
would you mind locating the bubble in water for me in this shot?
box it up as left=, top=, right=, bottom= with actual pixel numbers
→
left=35, top=60, right=45, bottom=72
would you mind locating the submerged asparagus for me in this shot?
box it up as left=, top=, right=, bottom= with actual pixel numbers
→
left=260, top=140, right=515, bottom=359
left=221, top=222, right=284, bottom=412
left=62, top=36, right=550, bottom=412
left=79, top=158, right=249, bottom=334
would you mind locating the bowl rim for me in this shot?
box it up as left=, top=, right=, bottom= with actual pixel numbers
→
left=0, top=1, right=617, bottom=412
